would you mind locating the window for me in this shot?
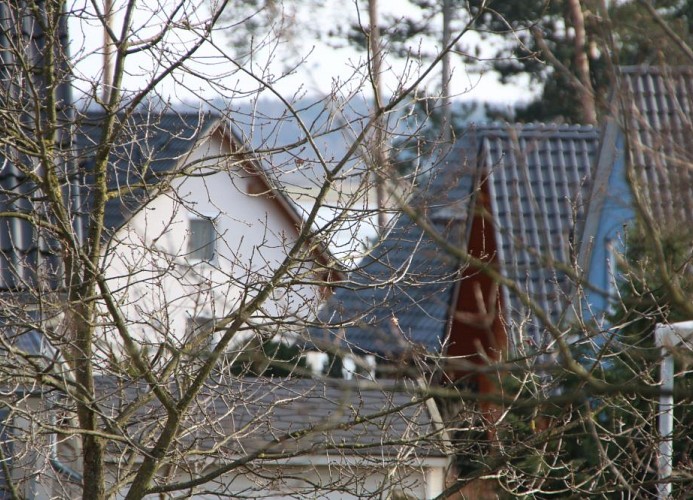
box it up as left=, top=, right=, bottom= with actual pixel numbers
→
left=188, top=218, right=216, bottom=261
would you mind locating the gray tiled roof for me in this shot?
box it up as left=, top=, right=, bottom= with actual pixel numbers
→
left=619, top=66, right=693, bottom=224
left=316, top=124, right=600, bottom=356
left=464, top=124, right=600, bottom=346
left=0, top=3, right=78, bottom=292
left=312, top=165, right=476, bottom=357
left=76, top=110, right=223, bottom=237
left=97, top=376, right=444, bottom=459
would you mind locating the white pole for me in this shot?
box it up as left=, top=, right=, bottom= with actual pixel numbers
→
left=657, top=351, right=674, bottom=500
left=654, top=321, right=693, bottom=499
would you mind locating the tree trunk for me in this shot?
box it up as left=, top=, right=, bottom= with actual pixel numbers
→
left=567, top=0, right=597, bottom=124
left=368, top=0, right=389, bottom=234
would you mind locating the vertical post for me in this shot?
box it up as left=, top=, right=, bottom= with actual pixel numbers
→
left=654, top=321, right=693, bottom=499
left=657, top=348, right=674, bottom=500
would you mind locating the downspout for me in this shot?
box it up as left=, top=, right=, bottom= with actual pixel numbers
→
left=49, top=411, right=82, bottom=483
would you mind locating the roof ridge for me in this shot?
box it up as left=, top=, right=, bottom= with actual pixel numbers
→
left=465, top=122, right=597, bottom=132
left=620, top=64, right=693, bottom=75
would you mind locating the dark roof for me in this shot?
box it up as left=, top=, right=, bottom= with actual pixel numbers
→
left=317, top=123, right=600, bottom=357
left=97, top=376, right=445, bottom=460
left=618, top=66, right=693, bottom=224
left=76, top=110, right=224, bottom=237
left=463, top=124, right=600, bottom=346
left=0, top=2, right=77, bottom=292
left=312, top=165, right=476, bottom=357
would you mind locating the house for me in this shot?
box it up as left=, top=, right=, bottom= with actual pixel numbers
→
left=578, top=66, right=693, bottom=321
left=99, top=376, right=449, bottom=499
left=74, top=109, right=340, bottom=361
left=1, top=105, right=449, bottom=498
left=314, top=123, right=601, bottom=384
left=0, top=2, right=449, bottom=499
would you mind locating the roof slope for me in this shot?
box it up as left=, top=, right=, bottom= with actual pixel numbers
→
left=98, top=376, right=444, bottom=460
left=619, top=66, right=693, bottom=224
left=464, top=124, right=600, bottom=345
left=312, top=165, right=476, bottom=357
left=77, top=111, right=225, bottom=236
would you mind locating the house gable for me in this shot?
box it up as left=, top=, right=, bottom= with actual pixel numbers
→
left=578, top=65, right=693, bottom=324
left=78, top=110, right=331, bottom=355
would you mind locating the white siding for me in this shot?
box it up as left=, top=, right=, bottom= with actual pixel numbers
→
left=98, top=134, right=322, bottom=358
left=109, top=460, right=445, bottom=499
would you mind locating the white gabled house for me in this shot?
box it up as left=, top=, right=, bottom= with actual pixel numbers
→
left=77, top=110, right=337, bottom=362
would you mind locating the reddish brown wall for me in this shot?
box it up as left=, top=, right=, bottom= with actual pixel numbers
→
left=445, top=181, right=506, bottom=391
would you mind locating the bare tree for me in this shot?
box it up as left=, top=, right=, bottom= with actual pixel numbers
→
left=0, top=1, right=491, bottom=499
left=4, top=1, right=693, bottom=499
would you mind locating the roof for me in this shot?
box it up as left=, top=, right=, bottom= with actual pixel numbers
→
left=311, top=164, right=476, bottom=357
left=617, top=66, right=693, bottom=225
left=97, top=376, right=445, bottom=461
left=464, top=124, right=600, bottom=346
left=316, top=123, right=600, bottom=357
left=0, top=3, right=77, bottom=292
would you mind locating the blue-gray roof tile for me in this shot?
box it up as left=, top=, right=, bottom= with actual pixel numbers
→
left=462, top=123, right=600, bottom=347
left=619, top=66, right=693, bottom=224
left=317, top=123, right=600, bottom=356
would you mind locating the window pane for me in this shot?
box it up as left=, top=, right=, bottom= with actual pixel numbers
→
left=189, top=218, right=215, bottom=261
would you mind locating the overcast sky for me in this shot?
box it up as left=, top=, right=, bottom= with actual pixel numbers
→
left=69, top=0, right=530, bottom=110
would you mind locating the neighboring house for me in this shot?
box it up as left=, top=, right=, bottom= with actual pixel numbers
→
left=315, top=123, right=600, bottom=385
left=100, top=376, right=449, bottom=499
left=0, top=4, right=445, bottom=500
left=75, top=110, right=338, bottom=360
left=578, top=65, right=693, bottom=320
left=0, top=3, right=85, bottom=497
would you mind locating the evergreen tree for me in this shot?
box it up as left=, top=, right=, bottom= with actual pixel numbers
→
left=470, top=0, right=693, bottom=123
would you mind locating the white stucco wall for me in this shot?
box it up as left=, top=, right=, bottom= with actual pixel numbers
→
left=109, top=458, right=447, bottom=499
left=98, top=132, right=323, bottom=358
left=189, top=462, right=442, bottom=500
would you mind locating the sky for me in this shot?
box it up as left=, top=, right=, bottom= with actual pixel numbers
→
left=68, top=0, right=530, bottom=111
